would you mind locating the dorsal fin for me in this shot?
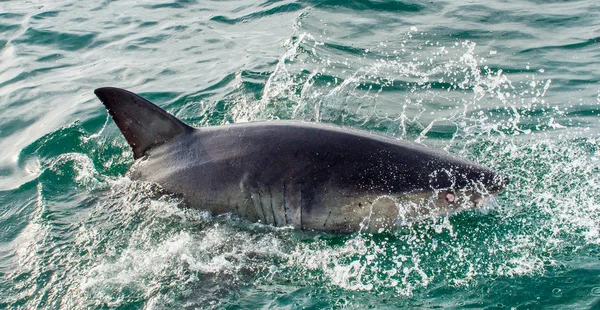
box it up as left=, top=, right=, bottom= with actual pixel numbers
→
left=94, top=87, right=193, bottom=159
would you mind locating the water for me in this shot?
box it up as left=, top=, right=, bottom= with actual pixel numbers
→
left=1, top=0, right=600, bottom=308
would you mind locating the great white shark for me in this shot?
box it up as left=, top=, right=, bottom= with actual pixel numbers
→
left=95, top=87, right=507, bottom=233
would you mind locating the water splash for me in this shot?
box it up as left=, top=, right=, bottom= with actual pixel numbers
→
left=215, top=23, right=600, bottom=299
left=4, top=7, right=600, bottom=309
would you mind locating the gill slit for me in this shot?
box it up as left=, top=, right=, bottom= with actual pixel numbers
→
left=283, top=183, right=289, bottom=225
left=268, top=186, right=278, bottom=226
left=300, top=183, right=303, bottom=229
left=257, top=189, right=268, bottom=224
left=324, top=210, right=332, bottom=228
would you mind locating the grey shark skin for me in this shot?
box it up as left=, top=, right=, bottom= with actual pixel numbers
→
left=95, top=87, right=507, bottom=233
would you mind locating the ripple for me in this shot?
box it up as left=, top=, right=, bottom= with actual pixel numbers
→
left=0, top=118, right=37, bottom=140
left=592, top=287, right=600, bottom=297
left=0, top=181, right=39, bottom=244
left=138, top=21, right=159, bottom=28
left=0, top=64, right=72, bottom=89
left=314, top=0, right=424, bottom=12
left=431, top=27, right=536, bottom=41
left=129, top=34, right=169, bottom=46
left=210, top=3, right=304, bottom=25
left=0, top=12, right=24, bottom=20
left=0, top=23, right=20, bottom=35
left=141, top=0, right=199, bottom=10
left=13, top=28, right=97, bottom=51
left=521, top=37, right=600, bottom=54
left=31, top=10, right=61, bottom=20
left=35, top=53, right=64, bottom=62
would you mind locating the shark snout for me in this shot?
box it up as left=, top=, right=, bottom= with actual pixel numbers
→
left=449, top=170, right=507, bottom=210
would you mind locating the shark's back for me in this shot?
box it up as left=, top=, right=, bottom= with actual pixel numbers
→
left=95, top=87, right=507, bottom=232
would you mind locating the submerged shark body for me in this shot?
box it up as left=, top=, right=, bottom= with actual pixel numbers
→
left=95, top=87, right=507, bottom=233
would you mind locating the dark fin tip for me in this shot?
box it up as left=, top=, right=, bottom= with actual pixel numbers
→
left=94, top=87, right=193, bottom=159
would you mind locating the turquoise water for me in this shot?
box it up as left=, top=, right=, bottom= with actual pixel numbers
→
left=1, top=0, right=600, bottom=308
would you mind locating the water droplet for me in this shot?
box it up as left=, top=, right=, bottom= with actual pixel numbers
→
left=591, top=287, right=600, bottom=296
left=552, top=288, right=562, bottom=297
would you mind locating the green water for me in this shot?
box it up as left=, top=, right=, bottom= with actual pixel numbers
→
left=1, top=0, right=600, bottom=308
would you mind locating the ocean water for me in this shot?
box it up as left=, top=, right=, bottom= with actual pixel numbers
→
left=1, top=0, right=600, bottom=308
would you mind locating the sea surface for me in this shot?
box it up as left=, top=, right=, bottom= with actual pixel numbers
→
left=1, top=0, right=600, bottom=308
